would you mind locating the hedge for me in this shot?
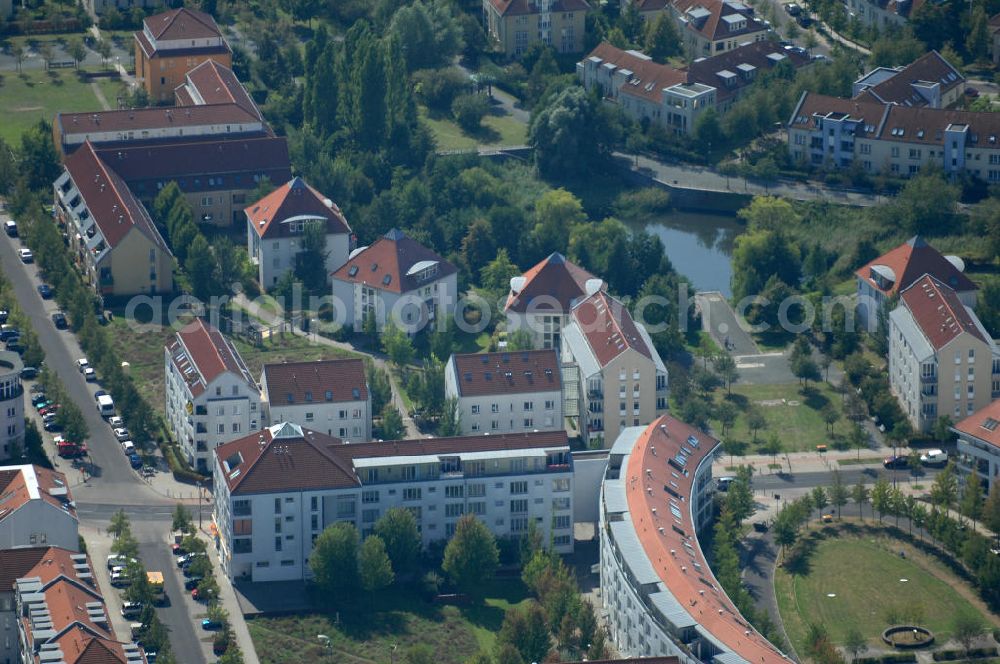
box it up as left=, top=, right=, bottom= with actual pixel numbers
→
left=933, top=648, right=999, bottom=662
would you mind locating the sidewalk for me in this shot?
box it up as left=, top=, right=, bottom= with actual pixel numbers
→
left=712, top=445, right=896, bottom=477
left=198, top=527, right=261, bottom=664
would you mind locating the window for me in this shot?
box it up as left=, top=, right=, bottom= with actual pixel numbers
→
left=553, top=535, right=571, bottom=546
left=491, top=403, right=499, bottom=413
left=523, top=401, right=534, bottom=411
left=233, top=539, right=252, bottom=553
left=234, top=500, right=251, bottom=516
left=362, top=509, right=379, bottom=523
left=275, top=536, right=282, bottom=552
left=366, top=468, right=379, bottom=483
left=311, top=514, right=319, bottom=531
left=232, top=422, right=240, bottom=433
left=510, top=481, right=528, bottom=494
left=362, top=490, right=379, bottom=504
left=470, top=501, right=486, bottom=515
left=553, top=497, right=570, bottom=510
left=311, top=496, right=318, bottom=511
left=468, top=483, right=486, bottom=498
left=402, top=466, right=416, bottom=481
left=511, top=517, right=529, bottom=533
left=545, top=400, right=554, bottom=410
left=523, top=418, right=533, bottom=428
left=274, top=498, right=281, bottom=514
left=553, top=478, right=570, bottom=492
left=445, top=485, right=463, bottom=498
left=275, top=517, right=282, bottom=533
left=445, top=503, right=464, bottom=517
left=471, top=404, right=480, bottom=414
left=969, top=348, right=976, bottom=362
left=305, top=412, right=314, bottom=422
left=510, top=499, right=528, bottom=513
left=403, top=488, right=422, bottom=501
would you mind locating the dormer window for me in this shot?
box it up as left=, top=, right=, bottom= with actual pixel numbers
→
left=348, top=265, right=358, bottom=277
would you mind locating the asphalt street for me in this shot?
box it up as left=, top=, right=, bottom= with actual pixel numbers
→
left=748, top=466, right=942, bottom=493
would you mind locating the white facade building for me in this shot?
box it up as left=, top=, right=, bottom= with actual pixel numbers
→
left=0, top=465, right=78, bottom=552
left=600, top=416, right=787, bottom=663
left=260, top=359, right=371, bottom=442
left=245, top=177, right=352, bottom=289
left=952, top=400, right=1000, bottom=496
left=0, top=351, right=24, bottom=463
left=213, top=424, right=574, bottom=583
left=445, top=350, right=564, bottom=436
left=331, top=229, right=458, bottom=334
left=164, top=319, right=262, bottom=474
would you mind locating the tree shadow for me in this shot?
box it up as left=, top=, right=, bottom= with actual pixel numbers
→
left=726, top=392, right=749, bottom=410
left=801, top=386, right=829, bottom=411
left=462, top=123, right=501, bottom=144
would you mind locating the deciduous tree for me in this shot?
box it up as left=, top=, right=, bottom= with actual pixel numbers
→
left=310, top=522, right=360, bottom=592
left=442, top=514, right=499, bottom=594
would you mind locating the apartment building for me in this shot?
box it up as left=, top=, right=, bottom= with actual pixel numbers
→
left=952, top=399, right=1000, bottom=495
left=260, top=359, right=371, bottom=442
left=623, top=0, right=769, bottom=56
left=788, top=91, right=1000, bottom=182
left=134, top=8, right=232, bottom=103
left=855, top=235, right=976, bottom=331
left=0, top=351, right=24, bottom=464
left=0, top=465, right=78, bottom=552
left=843, top=0, right=926, bottom=30
left=245, top=177, right=352, bottom=288
left=52, top=143, right=174, bottom=297
left=579, top=41, right=809, bottom=135
left=444, top=350, right=563, bottom=435
left=331, top=229, right=458, bottom=334
left=888, top=275, right=1000, bottom=433
left=164, top=319, right=262, bottom=474
left=505, top=252, right=600, bottom=351
left=852, top=51, right=965, bottom=109
left=213, top=423, right=574, bottom=582
left=600, top=416, right=786, bottom=662
left=482, top=0, right=589, bottom=57
left=14, top=562, right=145, bottom=664
left=561, top=291, right=668, bottom=448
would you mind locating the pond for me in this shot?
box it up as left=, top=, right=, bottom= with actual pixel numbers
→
left=632, top=210, right=743, bottom=297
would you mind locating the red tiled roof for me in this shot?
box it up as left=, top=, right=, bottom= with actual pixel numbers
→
left=900, top=274, right=986, bottom=350
left=855, top=235, right=976, bottom=297
left=450, top=350, right=561, bottom=397
left=62, top=143, right=170, bottom=254
left=144, top=7, right=222, bottom=41
left=561, top=659, right=680, bottom=664
left=584, top=43, right=688, bottom=104
left=632, top=0, right=670, bottom=11
left=487, top=0, right=589, bottom=16
left=57, top=104, right=259, bottom=142
left=874, top=103, right=1000, bottom=145
left=134, top=29, right=229, bottom=60
left=245, top=177, right=350, bottom=239
left=93, top=136, right=291, bottom=188
left=0, top=465, right=76, bottom=523
left=505, top=252, right=599, bottom=314
left=625, top=415, right=786, bottom=664
left=571, top=291, right=652, bottom=367
left=179, top=59, right=261, bottom=120
left=788, top=91, right=887, bottom=131
left=331, top=229, right=456, bottom=295
left=860, top=51, right=964, bottom=107
left=0, top=547, right=55, bottom=591
left=168, top=318, right=253, bottom=398
left=671, top=0, right=769, bottom=41
left=953, top=399, right=1000, bottom=450
left=217, top=425, right=569, bottom=494
left=262, top=358, right=368, bottom=405
left=69, top=636, right=135, bottom=664
left=687, top=39, right=811, bottom=103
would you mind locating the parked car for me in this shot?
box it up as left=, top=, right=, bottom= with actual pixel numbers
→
left=201, top=618, right=221, bottom=631
left=883, top=455, right=908, bottom=469
left=76, top=358, right=89, bottom=372
left=966, top=86, right=980, bottom=98
left=716, top=477, right=736, bottom=491
left=36, top=284, right=53, bottom=299
left=0, top=327, right=19, bottom=342
left=43, top=420, right=62, bottom=432
left=121, top=602, right=143, bottom=618
left=184, top=576, right=204, bottom=590
left=4, top=220, right=17, bottom=237
left=20, top=367, right=37, bottom=379
left=785, top=2, right=802, bottom=15
left=920, top=449, right=948, bottom=467
left=121, top=441, right=135, bottom=455
left=18, top=248, right=33, bottom=263
left=33, top=400, right=51, bottom=412
left=110, top=571, right=130, bottom=587
left=83, top=367, right=96, bottom=382
left=129, top=453, right=142, bottom=469
left=108, top=415, right=124, bottom=428
left=114, top=427, right=130, bottom=441
left=94, top=390, right=107, bottom=401
left=38, top=404, right=60, bottom=416
left=51, top=312, right=68, bottom=329
left=107, top=554, right=137, bottom=570
left=0, top=310, right=7, bottom=324
left=31, top=394, right=47, bottom=407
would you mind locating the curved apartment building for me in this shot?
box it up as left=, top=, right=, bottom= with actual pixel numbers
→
left=0, top=350, right=24, bottom=463
left=600, top=414, right=789, bottom=664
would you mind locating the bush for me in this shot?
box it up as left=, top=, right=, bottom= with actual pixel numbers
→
left=931, top=649, right=998, bottom=661
left=413, top=68, right=469, bottom=113
left=880, top=655, right=916, bottom=664
left=451, top=94, right=489, bottom=132
left=419, top=571, right=442, bottom=601
left=612, top=187, right=672, bottom=219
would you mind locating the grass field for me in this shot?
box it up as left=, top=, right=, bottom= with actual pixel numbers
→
left=233, top=334, right=363, bottom=376
left=710, top=381, right=851, bottom=454
left=774, top=528, right=994, bottom=654
left=248, top=580, right=529, bottom=664
left=421, top=106, right=528, bottom=151
left=106, top=317, right=174, bottom=409
left=0, top=69, right=116, bottom=144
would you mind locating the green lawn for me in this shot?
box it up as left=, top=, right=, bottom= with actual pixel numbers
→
left=249, top=580, right=530, bottom=664
left=106, top=317, right=174, bottom=409
left=710, top=381, right=851, bottom=454
left=0, top=69, right=113, bottom=143
left=234, top=334, right=363, bottom=376
left=421, top=106, right=528, bottom=151
left=775, top=529, right=994, bottom=653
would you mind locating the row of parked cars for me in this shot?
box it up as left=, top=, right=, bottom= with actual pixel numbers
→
left=883, top=448, right=949, bottom=469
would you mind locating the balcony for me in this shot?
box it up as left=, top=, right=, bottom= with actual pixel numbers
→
left=920, top=374, right=937, bottom=383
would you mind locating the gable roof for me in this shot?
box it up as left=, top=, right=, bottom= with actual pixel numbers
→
left=570, top=291, right=653, bottom=367
left=686, top=39, right=811, bottom=103
left=262, top=358, right=368, bottom=406
left=788, top=91, right=888, bottom=132
left=56, top=104, right=261, bottom=144
left=330, top=229, right=456, bottom=294
left=62, top=143, right=170, bottom=255
left=670, top=0, right=769, bottom=42
left=177, top=59, right=262, bottom=120
left=144, top=7, right=222, bottom=41
left=899, top=274, right=986, bottom=351
left=953, top=399, right=1000, bottom=450
left=855, top=235, right=976, bottom=297
left=449, top=350, right=562, bottom=397
left=245, top=177, right=351, bottom=239
left=166, top=318, right=256, bottom=398
left=584, top=43, right=689, bottom=103
left=505, top=252, right=600, bottom=314
left=0, top=464, right=77, bottom=524
left=217, top=425, right=569, bottom=495
left=857, top=50, right=964, bottom=107
left=487, top=0, right=589, bottom=16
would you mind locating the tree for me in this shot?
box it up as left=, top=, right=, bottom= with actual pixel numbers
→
left=967, top=6, right=990, bottom=62
left=852, top=479, right=869, bottom=522
left=747, top=407, right=767, bottom=442
left=761, top=433, right=782, bottom=465
left=529, top=86, right=614, bottom=180
left=772, top=505, right=798, bottom=559
left=67, top=39, right=87, bottom=70
left=12, top=44, right=25, bottom=73
left=294, top=222, right=330, bottom=294
left=506, top=328, right=535, bottom=351
left=461, top=218, right=497, bottom=278
left=643, top=13, right=681, bottom=62
left=373, top=507, right=421, bottom=578
left=716, top=401, right=738, bottom=437
left=844, top=627, right=867, bottom=662
left=725, top=469, right=755, bottom=525
left=496, top=601, right=550, bottom=664
left=97, top=40, right=112, bottom=71
left=309, top=522, right=360, bottom=592
left=442, top=514, right=499, bottom=594
left=172, top=504, right=193, bottom=534
left=494, top=644, right=525, bottom=664
left=185, top=236, right=218, bottom=302
left=960, top=471, right=984, bottom=528
left=952, top=613, right=985, bottom=653
left=830, top=470, right=849, bottom=519
left=812, top=486, right=828, bottom=517
left=359, top=535, right=395, bottom=596
left=930, top=461, right=959, bottom=512
left=849, top=423, right=868, bottom=459
left=821, top=403, right=840, bottom=432
left=377, top=404, right=405, bottom=441
left=529, top=188, right=585, bottom=260
left=713, top=354, right=738, bottom=394
left=452, top=94, right=490, bottom=132
left=932, top=414, right=954, bottom=444
left=730, top=229, right=800, bottom=303
left=382, top=322, right=415, bottom=366
left=367, top=365, right=392, bottom=413
left=108, top=509, right=130, bottom=539
left=984, top=482, right=1000, bottom=545
left=20, top=120, right=61, bottom=191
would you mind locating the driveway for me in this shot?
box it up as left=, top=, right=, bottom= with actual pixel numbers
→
left=696, top=291, right=759, bottom=355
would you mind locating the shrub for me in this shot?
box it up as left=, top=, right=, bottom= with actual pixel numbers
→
left=413, top=68, right=469, bottom=113
left=451, top=94, right=489, bottom=132
left=880, top=654, right=916, bottom=663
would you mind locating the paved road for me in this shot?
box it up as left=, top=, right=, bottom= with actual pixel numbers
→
left=696, top=291, right=759, bottom=355
left=748, top=467, right=941, bottom=492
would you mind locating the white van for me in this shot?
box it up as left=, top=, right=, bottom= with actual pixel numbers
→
left=920, top=449, right=948, bottom=467
left=96, top=394, right=115, bottom=417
